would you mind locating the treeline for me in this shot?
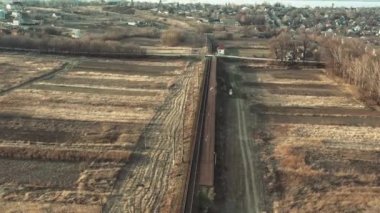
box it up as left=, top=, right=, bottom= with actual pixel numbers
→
left=269, top=31, right=320, bottom=62
left=160, top=28, right=205, bottom=47
left=103, top=6, right=135, bottom=15
left=0, top=35, right=145, bottom=55
left=92, top=27, right=161, bottom=41
left=321, top=37, right=380, bottom=104
left=236, top=13, right=266, bottom=26
left=160, top=29, right=185, bottom=46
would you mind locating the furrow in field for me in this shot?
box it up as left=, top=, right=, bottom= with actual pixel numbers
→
left=104, top=63, right=193, bottom=212
left=0, top=104, right=154, bottom=123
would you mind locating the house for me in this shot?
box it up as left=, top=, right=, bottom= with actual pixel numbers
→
left=198, top=18, right=209, bottom=23
left=217, top=44, right=225, bottom=55
left=354, top=25, right=361, bottom=32
left=52, top=13, right=60, bottom=19
left=127, top=21, right=137, bottom=26
left=11, top=11, right=19, bottom=18
left=12, top=19, right=19, bottom=26
left=71, top=29, right=80, bottom=39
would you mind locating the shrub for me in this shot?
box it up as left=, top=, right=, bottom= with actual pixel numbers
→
left=213, top=31, right=233, bottom=40
left=240, top=26, right=258, bottom=38
left=100, top=27, right=160, bottom=41
left=213, top=25, right=226, bottom=32
left=183, top=31, right=205, bottom=47
left=44, top=27, right=62, bottom=36
left=0, top=35, right=145, bottom=55
left=196, top=24, right=214, bottom=34
left=160, top=29, right=185, bottom=46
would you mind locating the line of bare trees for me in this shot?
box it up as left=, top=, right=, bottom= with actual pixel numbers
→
left=320, top=37, right=380, bottom=104
left=93, top=27, right=160, bottom=41
left=269, top=30, right=320, bottom=62
left=161, top=28, right=208, bottom=47
left=0, top=35, right=145, bottom=55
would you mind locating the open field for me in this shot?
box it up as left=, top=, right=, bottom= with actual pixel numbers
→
left=0, top=53, right=64, bottom=92
left=223, top=39, right=271, bottom=58
left=214, top=60, right=380, bottom=212
left=0, top=54, right=203, bottom=212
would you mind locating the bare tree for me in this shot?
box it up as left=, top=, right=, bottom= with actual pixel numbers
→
left=270, top=31, right=292, bottom=62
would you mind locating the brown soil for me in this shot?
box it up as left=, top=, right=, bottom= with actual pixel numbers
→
left=242, top=82, right=339, bottom=90
left=257, top=114, right=380, bottom=127
left=250, top=104, right=380, bottom=117
left=246, top=87, right=343, bottom=96
left=0, top=158, right=84, bottom=188
left=214, top=61, right=380, bottom=213
left=0, top=56, right=202, bottom=211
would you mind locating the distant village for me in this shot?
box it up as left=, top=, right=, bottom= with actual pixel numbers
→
left=156, top=2, right=380, bottom=38
left=1, top=1, right=380, bottom=44
left=0, top=1, right=39, bottom=27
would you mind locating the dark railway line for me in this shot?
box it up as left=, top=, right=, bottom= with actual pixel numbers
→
left=182, top=35, right=217, bottom=213
left=182, top=56, right=212, bottom=213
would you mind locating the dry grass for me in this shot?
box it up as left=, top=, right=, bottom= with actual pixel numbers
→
left=213, top=31, right=233, bottom=40
left=275, top=145, right=308, bottom=170
left=237, top=59, right=380, bottom=212
left=0, top=56, right=199, bottom=211
left=270, top=140, right=380, bottom=212
left=98, top=28, right=160, bottom=41
left=0, top=54, right=63, bottom=91
left=0, top=201, right=102, bottom=213
left=160, top=29, right=185, bottom=47
left=0, top=145, right=131, bottom=162
left=278, top=188, right=380, bottom=212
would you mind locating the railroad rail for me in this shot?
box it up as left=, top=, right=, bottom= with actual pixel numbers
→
left=182, top=56, right=213, bottom=213
left=182, top=35, right=217, bottom=213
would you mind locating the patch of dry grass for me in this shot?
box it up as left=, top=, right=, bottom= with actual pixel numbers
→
left=0, top=145, right=131, bottom=162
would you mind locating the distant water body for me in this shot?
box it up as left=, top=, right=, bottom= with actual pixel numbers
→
left=140, top=0, right=380, bottom=8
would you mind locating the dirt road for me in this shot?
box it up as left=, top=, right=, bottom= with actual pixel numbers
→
left=214, top=63, right=265, bottom=213
left=236, top=98, right=261, bottom=213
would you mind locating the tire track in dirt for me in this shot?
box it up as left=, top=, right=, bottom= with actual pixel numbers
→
left=230, top=63, right=263, bottom=213
left=236, top=98, right=261, bottom=213
left=148, top=66, right=192, bottom=211
left=236, top=99, right=255, bottom=212
left=240, top=99, right=262, bottom=213
left=103, top=63, right=193, bottom=212
left=130, top=70, right=190, bottom=211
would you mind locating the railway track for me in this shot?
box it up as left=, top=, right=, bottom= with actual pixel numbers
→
left=182, top=36, right=217, bottom=212
left=182, top=56, right=214, bottom=213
